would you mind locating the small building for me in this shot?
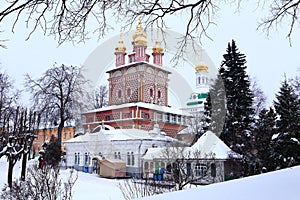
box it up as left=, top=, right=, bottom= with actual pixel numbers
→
left=64, top=124, right=188, bottom=177
left=99, top=159, right=126, bottom=178
left=142, top=131, right=241, bottom=184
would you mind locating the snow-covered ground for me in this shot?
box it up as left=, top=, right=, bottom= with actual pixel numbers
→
left=138, top=166, right=300, bottom=200
left=1, top=157, right=300, bottom=200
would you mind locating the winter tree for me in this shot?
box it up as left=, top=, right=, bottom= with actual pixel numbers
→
left=250, top=76, right=267, bottom=117
left=272, top=77, right=300, bottom=169
left=253, top=107, right=277, bottom=172
left=25, top=64, right=89, bottom=150
left=94, top=84, right=108, bottom=109
left=202, top=74, right=226, bottom=137
left=219, top=40, right=255, bottom=175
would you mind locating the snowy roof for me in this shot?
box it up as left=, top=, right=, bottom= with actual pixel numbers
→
left=189, top=131, right=241, bottom=159
left=64, top=126, right=183, bottom=144
left=83, top=102, right=191, bottom=116
left=142, top=131, right=241, bottom=160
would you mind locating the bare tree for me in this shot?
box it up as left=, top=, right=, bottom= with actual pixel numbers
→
left=94, top=84, right=108, bottom=109
left=25, top=64, right=89, bottom=148
left=250, top=76, right=267, bottom=117
left=1, top=1, right=299, bottom=48
left=0, top=107, right=40, bottom=188
left=258, top=0, right=300, bottom=44
left=1, top=165, right=78, bottom=200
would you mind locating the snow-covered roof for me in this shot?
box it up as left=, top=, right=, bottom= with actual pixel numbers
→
left=64, top=126, right=183, bottom=144
left=83, top=102, right=191, bottom=116
left=142, top=131, right=241, bottom=160
left=189, top=131, right=240, bottom=159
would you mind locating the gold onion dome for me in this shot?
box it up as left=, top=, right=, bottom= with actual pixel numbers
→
left=132, top=19, right=147, bottom=46
left=152, top=40, right=164, bottom=54
left=115, top=31, right=126, bottom=53
left=195, top=64, right=208, bottom=72
left=115, top=40, right=126, bottom=53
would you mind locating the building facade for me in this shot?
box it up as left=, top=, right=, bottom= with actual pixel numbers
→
left=83, top=20, right=189, bottom=138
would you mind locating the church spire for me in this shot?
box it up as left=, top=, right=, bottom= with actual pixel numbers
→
left=195, top=48, right=209, bottom=88
left=152, top=30, right=164, bottom=66
left=131, top=18, right=148, bottom=62
left=115, top=30, right=126, bottom=67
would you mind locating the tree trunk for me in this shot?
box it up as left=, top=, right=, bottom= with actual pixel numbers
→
left=21, top=153, right=28, bottom=181
left=57, top=122, right=64, bottom=149
left=8, top=160, right=13, bottom=188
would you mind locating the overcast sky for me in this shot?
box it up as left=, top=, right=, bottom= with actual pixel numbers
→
left=0, top=2, right=299, bottom=106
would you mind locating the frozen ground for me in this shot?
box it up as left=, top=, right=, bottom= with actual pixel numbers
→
left=1, top=157, right=300, bottom=200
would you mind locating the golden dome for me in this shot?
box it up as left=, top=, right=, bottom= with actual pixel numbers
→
left=195, top=64, right=208, bottom=72
left=132, top=19, right=147, bottom=46
left=115, top=40, right=126, bottom=53
left=152, top=40, right=164, bottom=54
left=115, top=31, right=126, bottom=53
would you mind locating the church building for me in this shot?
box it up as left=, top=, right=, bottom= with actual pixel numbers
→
left=83, top=20, right=190, bottom=138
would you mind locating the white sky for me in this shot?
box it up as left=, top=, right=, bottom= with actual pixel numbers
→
left=0, top=2, right=299, bottom=106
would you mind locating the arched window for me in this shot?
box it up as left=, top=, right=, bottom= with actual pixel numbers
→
left=150, top=88, right=153, bottom=97
left=127, top=88, right=131, bottom=97
left=78, top=153, right=80, bottom=165
left=117, top=90, right=122, bottom=98
left=118, top=152, right=121, bottom=159
left=157, top=90, right=161, bottom=98
left=198, top=77, right=201, bottom=84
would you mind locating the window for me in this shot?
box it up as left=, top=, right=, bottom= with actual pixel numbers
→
left=127, top=152, right=130, bottom=165
left=78, top=153, right=80, bottom=165
left=69, top=132, right=72, bottom=138
left=74, top=153, right=77, bottom=165
left=127, top=88, right=131, bottom=97
left=186, top=163, right=191, bottom=177
left=171, top=115, right=176, bottom=123
left=131, top=152, right=135, bottom=166
left=85, top=153, right=89, bottom=165
left=157, top=90, right=161, bottom=98
left=114, top=152, right=117, bottom=159
left=64, top=132, right=66, bottom=139
left=166, top=163, right=172, bottom=173
left=156, top=112, right=162, bottom=122
left=118, top=152, right=121, bottom=159
left=144, top=162, right=149, bottom=170
left=149, top=88, right=153, bottom=97
left=211, top=163, right=216, bottom=177
left=117, top=90, right=122, bottom=98
left=195, top=163, right=207, bottom=177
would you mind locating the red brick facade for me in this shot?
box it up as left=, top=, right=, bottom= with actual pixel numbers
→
left=83, top=21, right=188, bottom=138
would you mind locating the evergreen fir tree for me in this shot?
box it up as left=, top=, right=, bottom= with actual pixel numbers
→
left=219, top=40, right=255, bottom=175
left=254, top=107, right=277, bottom=172
left=272, top=78, right=300, bottom=169
left=202, top=74, right=227, bottom=136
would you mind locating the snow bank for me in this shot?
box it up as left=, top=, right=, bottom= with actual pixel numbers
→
left=137, top=166, right=300, bottom=200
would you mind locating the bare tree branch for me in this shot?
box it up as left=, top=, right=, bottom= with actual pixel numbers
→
left=258, top=0, right=300, bottom=45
